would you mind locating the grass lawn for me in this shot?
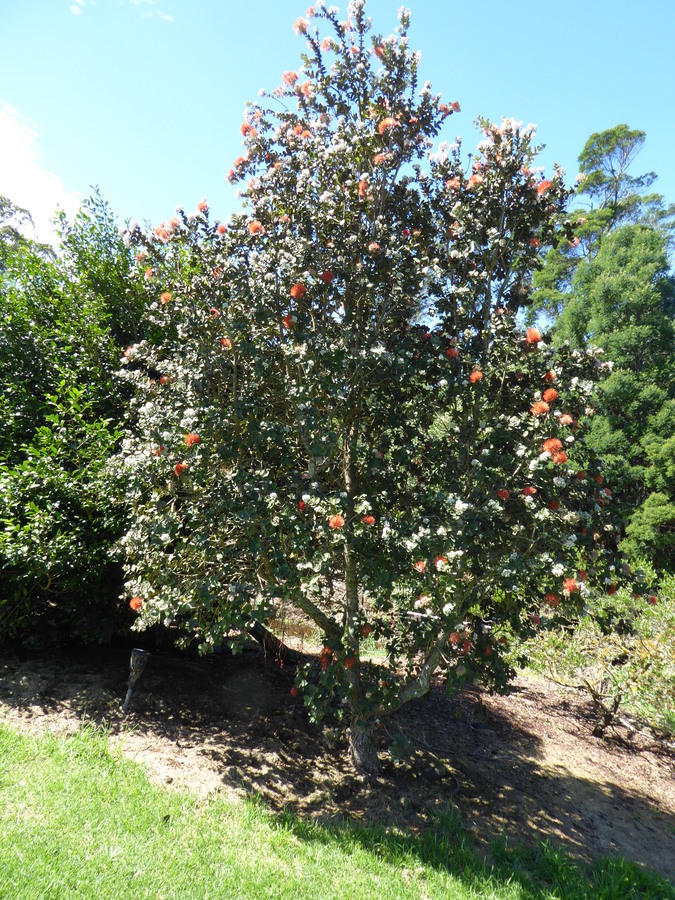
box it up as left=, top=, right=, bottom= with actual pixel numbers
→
left=0, top=722, right=671, bottom=899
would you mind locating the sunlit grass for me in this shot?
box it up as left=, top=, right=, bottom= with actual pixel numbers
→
left=1, top=722, right=671, bottom=899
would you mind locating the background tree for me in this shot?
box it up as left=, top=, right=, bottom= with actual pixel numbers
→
left=0, top=194, right=144, bottom=644
left=532, top=125, right=675, bottom=319
left=553, top=224, right=675, bottom=569
left=120, top=1, right=631, bottom=773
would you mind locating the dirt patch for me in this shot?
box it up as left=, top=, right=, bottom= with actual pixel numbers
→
left=1, top=643, right=673, bottom=882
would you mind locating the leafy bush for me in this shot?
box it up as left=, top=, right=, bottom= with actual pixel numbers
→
left=524, top=567, right=675, bottom=738
left=0, top=195, right=144, bottom=645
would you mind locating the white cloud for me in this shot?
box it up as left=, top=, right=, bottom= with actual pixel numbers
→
left=70, top=4, right=83, bottom=14
left=158, top=11, right=173, bottom=22
left=130, top=0, right=155, bottom=6
left=0, top=101, right=81, bottom=246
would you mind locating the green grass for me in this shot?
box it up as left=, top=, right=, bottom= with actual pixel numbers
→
left=0, top=722, right=672, bottom=899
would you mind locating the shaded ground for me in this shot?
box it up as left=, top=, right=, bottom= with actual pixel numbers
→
left=0, top=642, right=673, bottom=883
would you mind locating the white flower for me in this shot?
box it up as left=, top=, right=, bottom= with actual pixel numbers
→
left=552, top=563, right=565, bottom=577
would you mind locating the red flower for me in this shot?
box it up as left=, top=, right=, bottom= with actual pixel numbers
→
left=596, top=475, right=605, bottom=485
left=543, top=388, right=558, bottom=403
left=152, top=446, right=164, bottom=457
left=293, top=17, right=308, bottom=34
left=144, top=267, right=154, bottom=280
left=548, top=500, right=560, bottom=511
left=248, top=220, right=265, bottom=236
left=328, top=514, right=345, bottom=529
left=576, top=471, right=586, bottom=480
left=551, top=451, right=568, bottom=465
left=373, top=152, right=391, bottom=166
left=160, top=291, right=172, bottom=305
left=185, top=433, right=201, bottom=447
left=290, top=283, right=307, bottom=300
left=361, top=515, right=376, bottom=526
left=174, top=462, right=189, bottom=477
left=159, top=375, right=169, bottom=386
left=374, top=43, right=385, bottom=59
left=544, top=370, right=557, bottom=383
left=210, top=307, right=220, bottom=318
left=542, top=438, right=563, bottom=455
left=526, top=327, right=542, bottom=344
left=358, top=179, right=370, bottom=199
left=469, top=370, right=483, bottom=383
left=564, top=578, right=579, bottom=594
left=320, top=270, right=334, bottom=283
left=197, top=198, right=208, bottom=212
left=559, top=414, right=574, bottom=426
left=129, top=596, right=143, bottom=611
left=282, top=71, right=298, bottom=86
left=445, top=347, right=459, bottom=359
left=529, top=238, right=541, bottom=248
left=377, top=117, right=398, bottom=134
left=445, top=177, right=460, bottom=190
left=216, top=223, right=227, bottom=235
left=413, top=560, right=426, bottom=574
left=537, top=180, right=553, bottom=197
left=434, top=555, right=449, bottom=570
left=497, top=489, right=510, bottom=500
left=607, top=583, right=616, bottom=595
left=240, top=122, right=258, bottom=138
left=467, top=174, right=483, bottom=190
left=522, top=486, right=537, bottom=496
left=345, top=657, right=356, bottom=669
left=648, top=594, right=658, bottom=605
left=282, top=314, right=296, bottom=329
left=367, top=241, right=380, bottom=254
left=220, top=338, right=232, bottom=350
left=290, top=687, right=299, bottom=697
left=530, top=401, right=550, bottom=416
left=545, top=593, right=560, bottom=608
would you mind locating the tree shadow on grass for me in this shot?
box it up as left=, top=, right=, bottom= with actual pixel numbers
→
left=0, top=642, right=674, bottom=891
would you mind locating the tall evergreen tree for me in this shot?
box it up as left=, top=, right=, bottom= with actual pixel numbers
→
left=555, top=224, right=675, bottom=569
left=532, top=125, right=675, bottom=319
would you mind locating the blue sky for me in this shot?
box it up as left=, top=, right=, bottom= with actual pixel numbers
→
left=2, top=0, right=674, bottom=243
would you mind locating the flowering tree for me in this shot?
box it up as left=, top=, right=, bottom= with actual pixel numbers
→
left=120, top=1, right=627, bottom=772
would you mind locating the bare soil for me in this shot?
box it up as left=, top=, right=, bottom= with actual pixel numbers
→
left=1, top=642, right=673, bottom=883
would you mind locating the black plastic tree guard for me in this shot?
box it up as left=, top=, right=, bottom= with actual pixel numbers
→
left=122, top=648, right=150, bottom=713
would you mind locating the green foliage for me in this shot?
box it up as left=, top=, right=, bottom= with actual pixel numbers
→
left=524, top=569, right=675, bottom=738
left=0, top=194, right=144, bottom=644
left=532, top=124, right=675, bottom=321
left=554, top=225, right=675, bottom=570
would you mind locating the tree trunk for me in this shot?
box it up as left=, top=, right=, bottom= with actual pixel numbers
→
left=349, top=716, right=379, bottom=774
